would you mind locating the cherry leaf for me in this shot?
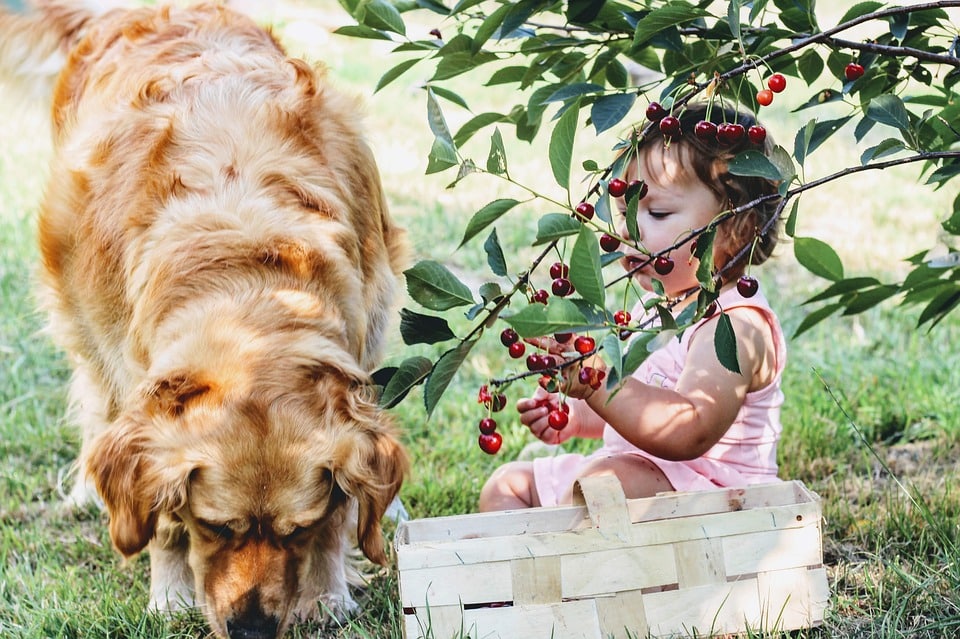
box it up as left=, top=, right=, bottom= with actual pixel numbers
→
left=569, top=224, right=605, bottom=308
left=424, top=340, right=477, bottom=417
left=714, top=313, right=741, bottom=374
left=459, top=198, right=520, bottom=248
left=399, top=309, right=456, bottom=345
left=378, top=357, right=433, bottom=409
left=503, top=298, right=590, bottom=338
left=405, top=260, right=475, bottom=310
left=548, top=98, right=579, bottom=190
left=794, top=236, right=844, bottom=282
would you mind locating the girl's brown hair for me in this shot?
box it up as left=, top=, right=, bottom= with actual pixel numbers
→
left=623, top=102, right=782, bottom=282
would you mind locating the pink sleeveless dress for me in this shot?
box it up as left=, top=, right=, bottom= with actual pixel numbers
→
left=533, top=287, right=786, bottom=507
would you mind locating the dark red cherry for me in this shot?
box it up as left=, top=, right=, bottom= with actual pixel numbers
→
left=694, top=120, right=717, bottom=141
left=844, top=62, right=865, bottom=81
left=654, top=255, right=674, bottom=275
left=478, top=432, right=503, bottom=454
left=479, top=417, right=497, bottom=435
left=767, top=73, right=786, bottom=93
left=547, top=409, right=569, bottom=430
left=575, top=201, right=595, bottom=220
left=551, top=277, right=574, bottom=297
left=500, top=327, right=519, bottom=346
left=599, top=233, right=621, bottom=252
left=613, top=310, right=631, bottom=326
left=608, top=178, right=628, bottom=198
left=659, top=115, right=681, bottom=137
left=533, top=289, right=549, bottom=304
left=508, top=341, right=526, bottom=358
left=645, top=101, right=667, bottom=121
left=549, top=261, right=569, bottom=279
left=573, top=335, right=595, bottom=355
left=737, top=275, right=759, bottom=297
left=748, top=125, right=767, bottom=145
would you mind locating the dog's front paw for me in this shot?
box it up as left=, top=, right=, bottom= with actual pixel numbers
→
left=293, top=590, right=359, bottom=625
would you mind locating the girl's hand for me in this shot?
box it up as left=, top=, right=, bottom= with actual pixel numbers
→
left=524, top=335, right=608, bottom=401
left=516, top=387, right=579, bottom=445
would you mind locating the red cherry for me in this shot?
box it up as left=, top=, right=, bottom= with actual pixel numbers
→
left=756, top=89, right=774, bottom=107
left=573, top=335, right=596, bottom=355
left=533, top=289, right=549, bottom=304
left=578, top=366, right=605, bottom=390
left=717, top=123, right=745, bottom=145
left=613, top=310, right=631, bottom=326
left=547, top=409, right=569, bottom=430
left=608, top=178, right=628, bottom=198
left=477, top=384, right=493, bottom=405
left=500, top=327, right=519, bottom=346
left=508, top=341, right=526, bottom=358
left=429, top=28, right=442, bottom=39
left=767, top=73, right=786, bottom=93
left=748, top=125, right=767, bottom=145
left=575, top=201, right=595, bottom=220
left=599, top=233, right=621, bottom=252
left=737, top=275, right=759, bottom=297
left=478, top=432, right=502, bottom=454
left=538, top=374, right=558, bottom=392
left=654, top=255, right=674, bottom=275
left=659, top=115, right=681, bottom=137
left=540, top=354, right=558, bottom=370
left=479, top=417, right=497, bottom=435
left=491, top=393, right=507, bottom=412
left=549, top=261, right=568, bottom=279
left=628, top=179, right=648, bottom=200
left=551, top=277, right=574, bottom=297
left=844, top=62, right=865, bottom=81
left=554, top=332, right=573, bottom=343
left=694, top=120, right=717, bottom=141
left=645, top=101, right=667, bottom=121
left=526, top=353, right=544, bottom=371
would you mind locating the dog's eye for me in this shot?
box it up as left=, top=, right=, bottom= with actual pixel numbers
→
left=197, top=520, right=235, bottom=540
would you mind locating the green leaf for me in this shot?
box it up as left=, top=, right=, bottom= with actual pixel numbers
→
left=621, top=332, right=659, bottom=377
left=424, top=340, right=477, bottom=416
left=378, top=356, right=433, bottom=409
left=426, top=87, right=454, bottom=143
left=542, top=83, right=605, bottom=104
left=534, top=213, right=581, bottom=245
left=428, top=85, right=470, bottom=110
left=803, top=277, right=883, bottom=303
left=484, top=228, right=508, bottom=277
left=796, top=49, right=824, bottom=86
left=695, top=227, right=717, bottom=291
left=399, top=309, right=456, bottom=345
left=793, top=302, right=843, bottom=338
left=866, top=94, right=911, bottom=131
left=504, top=298, right=591, bottom=338
left=768, top=145, right=796, bottom=184
left=426, top=137, right=458, bottom=174
left=459, top=198, right=520, bottom=248
left=472, top=3, right=510, bottom=53
left=727, top=0, right=741, bottom=40
left=942, top=193, right=960, bottom=234
left=715, top=312, right=740, bottom=374
left=333, top=25, right=394, bottom=41
left=860, top=138, right=905, bottom=165
left=794, top=236, right=844, bottom=282
left=843, top=285, right=901, bottom=315
left=784, top=199, right=799, bottom=238
left=375, top=58, right=419, bottom=92
left=591, top=93, right=636, bottom=134
left=794, top=116, right=852, bottom=162
left=569, top=224, right=605, bottom=308
left=405, top=260, right=475, bottom=310
left=839, top=1, right=884, bottom=23
left=453, top=112, right=508, bottom=147
left=486, top=127, right=507, bottom=174
left=728, top=150, right=782, bottom=181
left=600, top=332, right=623, bottom=389
left=917, top=288, right=960, bottom=329
left=362, top=0, right=406, bottom=35
left=548, top=99, right=580, bottom=190
left=632, top=2, right=710, bottom=48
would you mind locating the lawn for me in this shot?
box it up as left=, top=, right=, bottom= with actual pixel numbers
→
left=1, top=2, right=959, bottom=638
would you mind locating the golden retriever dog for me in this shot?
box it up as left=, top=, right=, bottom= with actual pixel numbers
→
left=0, top=2, right=409, bottom=637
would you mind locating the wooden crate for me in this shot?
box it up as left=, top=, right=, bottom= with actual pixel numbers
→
left=395, top=476, right=830, bottom=639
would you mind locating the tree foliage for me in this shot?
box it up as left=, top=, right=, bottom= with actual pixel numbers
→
left=337, top=0, right=960, bottom=416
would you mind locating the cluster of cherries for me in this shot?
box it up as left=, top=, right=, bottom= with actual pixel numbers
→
left=644, top=99, right=769, bottom=147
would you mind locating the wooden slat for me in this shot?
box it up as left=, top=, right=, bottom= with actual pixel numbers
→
left=398, top=560, right=513, bottom=607
left=573, top=475, right=632, bottom=538
left=459, top=600, right=605, bottom=639
left=722, top=524, right=823, bottom=575
left=397, top=502, right=818, bottom=571
left=596, top=589, right=649, bottom=639
left=511, top=556, right=562, bottom=605
left=674, top=537, right=725, bottom=587
left=561, top=544, right=679, bottom=597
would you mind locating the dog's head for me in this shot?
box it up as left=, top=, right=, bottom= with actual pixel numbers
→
left=86, top=361, right=407, bottom=637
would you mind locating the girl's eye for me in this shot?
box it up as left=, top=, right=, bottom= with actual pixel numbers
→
left=648, top=210, right=672, bottom=219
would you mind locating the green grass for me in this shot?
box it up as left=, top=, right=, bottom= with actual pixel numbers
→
left=2, top=2, right=960, bottom=638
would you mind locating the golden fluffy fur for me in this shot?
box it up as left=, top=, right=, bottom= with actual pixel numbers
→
left=0, top=2, right=409, bottom=637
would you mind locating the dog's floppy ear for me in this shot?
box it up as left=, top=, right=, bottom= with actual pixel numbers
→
left=85, top=410, right=160, bottom=557
left=333, top=400, right=408, bottom=565
left=86, top=375, right=203, bottom=557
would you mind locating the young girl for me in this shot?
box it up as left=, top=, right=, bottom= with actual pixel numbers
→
left=479, top=103, right=786, bottom=511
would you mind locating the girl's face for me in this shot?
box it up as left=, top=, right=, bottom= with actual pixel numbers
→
left=614, top=143, right=724, bottom=298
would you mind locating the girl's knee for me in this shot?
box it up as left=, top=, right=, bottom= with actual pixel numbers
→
left=479, top=461, right=537, bottom=511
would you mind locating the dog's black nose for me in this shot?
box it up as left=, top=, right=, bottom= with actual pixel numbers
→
left=225, top=615, right=280, bottom=639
